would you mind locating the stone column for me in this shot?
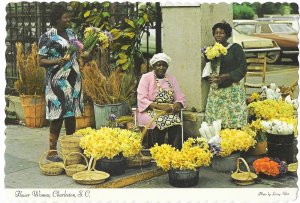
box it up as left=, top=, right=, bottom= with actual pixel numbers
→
left=161, top=3, right=232, bottom=137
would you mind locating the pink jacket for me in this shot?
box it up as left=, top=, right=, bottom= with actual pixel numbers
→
left=136, top=71, right=186, bottom=129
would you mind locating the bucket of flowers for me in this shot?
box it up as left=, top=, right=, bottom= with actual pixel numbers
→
left=150, top=138, right=212, bottom=187
left=79, top=127, right=142, bottom=176
left=261, top=118, right=297, bottom=164
left=252, top=157, right=287, bottom=179
left=208, top=128, right=257, bottom=173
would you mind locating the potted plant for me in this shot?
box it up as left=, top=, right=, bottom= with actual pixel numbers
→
left=209, top=129, right=257, bottom=173
left=243, top=119, right=268, bottom=156
left=81, top=60, right=135, bottom=128
left=150, top=138, right=212, bottom=187
left=79, top=127, right=142, bottom=175
left=14, top=42, right=46, bottom=127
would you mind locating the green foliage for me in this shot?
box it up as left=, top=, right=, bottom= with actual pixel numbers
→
left=70, top=2, right=156, bottom=72
left=233, top=3, right=256, bottom=19
left=279, top=5, right=292, bottom=15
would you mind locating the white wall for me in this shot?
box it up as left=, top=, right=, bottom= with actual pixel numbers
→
left=162, top=3, right=233, bottom=112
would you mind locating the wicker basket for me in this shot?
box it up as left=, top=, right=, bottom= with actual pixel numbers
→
left=126, top=152, right=152, bottom=168
left=64, top=152, right=88, bottom=177
left=231, top=158, right=257, bottom=186
left=39, top=150, right=64, bottom=176
left=59, top=134, right=83, bottom=165
left=72, top=156, right=110, bottom=185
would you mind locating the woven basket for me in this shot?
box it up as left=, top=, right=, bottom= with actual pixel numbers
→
left=72, top=156, right=110, bottom=185
left=231, top=158, right=257, bottom=186
left=126, top=152, right=152, bottom=168
left=39, top=150, right=64, bottom=176
left=59, top=135, right=83, bottom=165
left=64, top=152, right=88, bottom=177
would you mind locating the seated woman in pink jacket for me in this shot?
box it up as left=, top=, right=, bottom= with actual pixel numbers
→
left=136, top=53, right=186, bottom=148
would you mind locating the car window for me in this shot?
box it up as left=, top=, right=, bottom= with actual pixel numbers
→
left=235, top=24, right=256, bottom=35
left=269, top=24, right=296, bottom=33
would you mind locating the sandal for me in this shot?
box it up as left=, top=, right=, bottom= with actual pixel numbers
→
left=46, top=154, right=63, bottom=162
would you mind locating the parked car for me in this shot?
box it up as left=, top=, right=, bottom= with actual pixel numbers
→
left=140, top=27, right=281, bottom=64
left=256, top=15, right=299, bottom=31
left=234, top=21, right=299, bottom=63
left=233, top=28, right=281, bottom=63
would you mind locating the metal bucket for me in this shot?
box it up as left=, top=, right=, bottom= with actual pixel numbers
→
left=168, top=168, right=199, bottom=187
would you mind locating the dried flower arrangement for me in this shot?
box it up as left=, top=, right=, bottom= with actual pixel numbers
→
left=15, top=42, right=45, bottom=95
left=81, top=60, right=136, bottom=105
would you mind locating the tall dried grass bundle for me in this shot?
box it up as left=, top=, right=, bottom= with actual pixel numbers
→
left=82, top=60, right=136, bottom=105
left=15, top=42, right=45, bottom=95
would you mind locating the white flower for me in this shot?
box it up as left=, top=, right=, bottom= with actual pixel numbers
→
left=269, top=83, right=277, bottom=91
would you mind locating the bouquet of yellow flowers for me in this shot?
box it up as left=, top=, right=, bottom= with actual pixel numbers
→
left=202, top=42, right=228, bottom=61
left=150, top=138, right=212, bottom=171
left=248, top=99, right=294, bottom=120
left=83, top=26, right=113, bottom=52
left=79, top=127, right=142, bottom=160
left=209, top=129, right=257, bottom=157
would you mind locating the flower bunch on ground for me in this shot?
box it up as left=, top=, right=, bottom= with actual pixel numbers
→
left=253, top=157, right=287, bottom=177
left=210, top=129, right=256, bottom=157
left=248, top=99, right=294, bottom=120
left=79, top=127, right=142, bottom=160
left=202, top=42, right=227, bottom=60
left=83, top=26, right=113, bottom=51
left=150, top=138, right=212, bottom=171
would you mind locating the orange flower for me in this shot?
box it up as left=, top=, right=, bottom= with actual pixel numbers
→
left=253, top=157, right=280, bottom=176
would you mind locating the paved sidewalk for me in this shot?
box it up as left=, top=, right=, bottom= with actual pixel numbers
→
left=4, top=124, right=298, bottom=189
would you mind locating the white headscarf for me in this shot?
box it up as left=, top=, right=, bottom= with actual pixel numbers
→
left=150, top=53, right=171, bottom=66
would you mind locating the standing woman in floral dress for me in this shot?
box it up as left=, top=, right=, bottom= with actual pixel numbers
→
left=205, top=21, right=247, bottom=129
left=38, top=5, right=83, bottom=161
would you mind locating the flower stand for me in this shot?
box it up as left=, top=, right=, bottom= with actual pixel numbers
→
left=266, top=133, right=295, bottom=164
left=211, top=152, right=241, bottom=173
left=168, top=168, right=199, bottom=187
left=96, top=155, right=126, bottom=176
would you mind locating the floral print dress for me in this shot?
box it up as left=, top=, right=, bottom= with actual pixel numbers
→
left=205, top=43, right=247, bottom=129
left=148, top=77, right=181, bottom=130
left=38, top=28, right=83, bottom=120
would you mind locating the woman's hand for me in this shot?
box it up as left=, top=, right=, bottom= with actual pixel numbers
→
left=208, top=74, right=230, bottom=84
left=149, top=103, right=173, bottom=113
left=56, top=57, right=68, bottom=66
left=173, top=102, right=182, bottom=113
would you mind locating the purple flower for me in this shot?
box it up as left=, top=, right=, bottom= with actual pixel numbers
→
left=201, top=47, right=207, bottom=54
left=70, top=39, right=84, bottom=50
left=110, top=114, right=117, bottom=121
left=104, top=30, right=113, bottom=42
left=208, top=143, right=221, bottom=156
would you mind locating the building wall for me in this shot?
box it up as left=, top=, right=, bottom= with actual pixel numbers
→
left=161, top=3, right=233, bottom=112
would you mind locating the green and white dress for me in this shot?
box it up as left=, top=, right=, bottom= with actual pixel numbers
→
left=205, top=43, right=247, bottom=129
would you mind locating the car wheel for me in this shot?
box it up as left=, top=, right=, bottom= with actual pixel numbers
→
left=266, top=52, right=281, bottom=64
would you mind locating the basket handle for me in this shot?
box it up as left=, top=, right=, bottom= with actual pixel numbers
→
left=63, top=152, right=88, bottom=169
left=235, top=157, right=251, bottom=180
left=39, top=150, right=64, bottom=169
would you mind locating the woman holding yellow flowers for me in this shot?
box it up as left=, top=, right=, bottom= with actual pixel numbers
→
left=204, top=21, right=247, bottom=129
